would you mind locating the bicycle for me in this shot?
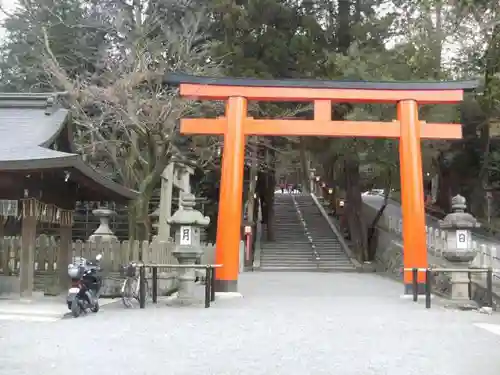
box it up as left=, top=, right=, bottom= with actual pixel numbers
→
left=120, top=262, right=149, bottom=308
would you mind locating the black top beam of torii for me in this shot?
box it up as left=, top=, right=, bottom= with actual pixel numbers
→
left=164, top=73, right=480, bottom=92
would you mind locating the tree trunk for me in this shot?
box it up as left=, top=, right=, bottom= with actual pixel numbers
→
left=436, top=152, right=452, bottom=213
left=299, top=137, right=310, bottom=192
left=367, top=169, right=392, bottom=260
left=337, top=0, right=351, bottom=54
left=246, top=136, right=259, bottom=224
left=128, top=204, right=137, bottom=243
left=469, top=22, right=500, bottom=217
left=344, top=157, right=368, bottom=261
left=263, top=146, right=276, bottom=241
left=264, top=170, right=276, bottom=241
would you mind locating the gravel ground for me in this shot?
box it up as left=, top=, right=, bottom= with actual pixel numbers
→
left=1, top=271, right=500, bottom=375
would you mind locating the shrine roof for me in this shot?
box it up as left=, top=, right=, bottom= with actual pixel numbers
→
left=0, top=93, right=137, bottom=201
left=165, top=73, right=479, bottom=91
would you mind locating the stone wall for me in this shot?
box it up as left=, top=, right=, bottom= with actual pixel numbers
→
left=362, top=199, right=500, bottom=305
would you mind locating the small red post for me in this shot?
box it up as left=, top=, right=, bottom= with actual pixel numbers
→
left=244, top=225, right=252, bottom=262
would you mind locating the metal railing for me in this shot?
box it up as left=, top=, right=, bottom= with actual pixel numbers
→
left=291, top=194, right=320, bottom=264
left=403, top=267, right=495, bottom=310
left=310, top=193, right=361, bottom=267
left=137, top=263, right=222, bottom=309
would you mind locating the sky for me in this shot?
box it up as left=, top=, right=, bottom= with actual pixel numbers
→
left=0, top=0, right=17, bottom=17
left=0, top=0, right=17, bottom=39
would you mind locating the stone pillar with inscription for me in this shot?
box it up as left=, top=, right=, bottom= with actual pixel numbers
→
left=440, top=194, right=480, bottom=307
left=158, top=163, right=175, bottom=241
left=167, top=192, right=210, bottom=305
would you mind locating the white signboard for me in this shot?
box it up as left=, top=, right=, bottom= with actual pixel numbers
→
left=180, top=226, right=192, bottom=245
left=456, top=230, right=468, bottom=249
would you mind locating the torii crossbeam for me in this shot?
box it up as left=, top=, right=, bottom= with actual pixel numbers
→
left=166, top=73, right=478, bottom=294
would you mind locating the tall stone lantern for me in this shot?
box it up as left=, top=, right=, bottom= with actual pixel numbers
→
left=439, top=194, right=480, bottom=304
left=89, top=208, right=117, bottom=242
left=167, top=192, right=210, bottom=305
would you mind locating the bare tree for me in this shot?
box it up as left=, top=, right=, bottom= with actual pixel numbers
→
left=42, top=0, right=219, bottom=240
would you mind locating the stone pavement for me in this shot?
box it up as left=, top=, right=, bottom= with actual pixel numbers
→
left=2, top=272, right=500, bottom=375
left=0, top=296, right=119, bottom=322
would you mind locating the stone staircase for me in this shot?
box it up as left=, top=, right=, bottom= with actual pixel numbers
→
left=260, top=194, right=318, bottom=270
left=294, top=194, right=356, bottom=271
left=259, top=193, right=355, bottom=271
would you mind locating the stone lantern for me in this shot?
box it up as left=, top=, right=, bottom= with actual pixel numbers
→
left=89, top=208, right=117, bottom=242
left=439, top=194, right=480, bottom=304
left=167, top=192, right=210, bottom=305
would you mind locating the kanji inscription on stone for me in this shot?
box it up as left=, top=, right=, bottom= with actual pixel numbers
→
left=180, top=226, right=192, bottom=245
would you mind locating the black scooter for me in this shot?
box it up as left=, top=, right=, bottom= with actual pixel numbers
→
left=67, top=254, right=103, bottom=318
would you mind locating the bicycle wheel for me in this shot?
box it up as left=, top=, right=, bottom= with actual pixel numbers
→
left=121, top=278, right=137, bottom=308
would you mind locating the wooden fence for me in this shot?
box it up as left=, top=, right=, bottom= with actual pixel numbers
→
left=0, top=235, right=216, bottom=275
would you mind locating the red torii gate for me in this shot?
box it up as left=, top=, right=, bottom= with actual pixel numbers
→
left=167, top=74, right=478, bottom=294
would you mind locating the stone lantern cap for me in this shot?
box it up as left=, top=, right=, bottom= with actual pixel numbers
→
left=89, top=207, right=117, bottom=242
left=439, top=194, right=480, bottom=230
left=92, top=207, right=116, bottom=218
left=167, top=192, right=210, bottom=227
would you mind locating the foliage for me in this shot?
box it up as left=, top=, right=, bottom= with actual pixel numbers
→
left=1, top=0, right=220, bottom=240
left=1, top=0, right=500, bottom=245
left=0, top=0, right=106, bottom=91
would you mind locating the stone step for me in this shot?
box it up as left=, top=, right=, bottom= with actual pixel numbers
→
left=262, top=255, right=349, bottom=260
left=315, top=254, right=349, bottom=258
left=316, top=256, right=353, bottom=261
left=318, top=261, right=355, bottom=266
left=308, top=239, right=342, bottom=243
left=262, top=239, right=310, bottom=243
left=261, top=250, right=313, bottom=254
left=259, top=266, right=320, bottom=271
left=269, top=235, right=308, bottom=238
left=261, top=251, right=313, bottom=256
left=262, top=243, right=310, bottom=246
left=260, top=253, right=313, bottom=257
left=261, top=254, right=315, bottom=259
left=259, top=267, right=356, bottom=272
left=261, top=259, right=315, bottom=264
left=262, top=244, right=312, bottom=248
left=260, top=258, right=315, bottom=263
left=260, top=262, right=319, bottom=268
left=316, top=247, right=344, bottom=250
left=261, top=242, right=310, bottom=246
left=261, top=243, right=311, bottom=247
left=322, top=265, right=356, bottom=269
left=311, top=246, right=343, bottom=250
